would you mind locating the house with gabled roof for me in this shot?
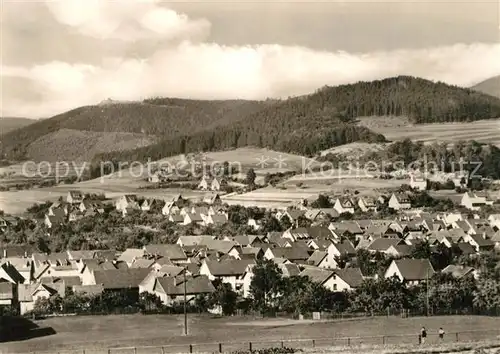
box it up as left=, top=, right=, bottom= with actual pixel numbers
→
left=115, top=195, right=140, bottom=212
left=388, top=193, right=411, bottom=210
left=169, top=213, right=184, bottom=224
left=459, top=234, right=495, bottom=252
left=282, top=227, right=310, bottom=241
left=441, top=265, right=477, bottom=279
left=18, top=282, right=66, bottom=315
left=385, top=244, right=414, bottom=258
left=117, top=248, right=146, bottom=266
left=141, top=274, right=215, bottom=306
left=278, top=209, right=306, bottom=224
left=263, top=246, right=311, bottom=263
left=203, top=193, right=222, bottom=205
left=0, top=261, right=25, bottom=284
left=306, top=250, right=336, bottom=269
left=409, top=173, right=427, bottom=191
left=384, top=259, right=435, bottom=286
left=200, top=259, right=255, bottom=292
left=300, top=267, right=364, bottom=292
left=366, top=238, right=406, bottom=253
left=67, top=190, right=84, bottom=204
left=140, top=198, right=163, bottom=212
left=205, top=213, right=228, bottom=226
left=327, top=240, right=356, bottom=259
left=460, top=192, right=494, bottom=211
left=333, top=198, right=355, bottom=214
left=211, top=178, right=227, bottom=191
left=143, top=244, right=187, bottom=263
left=90, top=268, right=151, bottom=294
left=357, top=196, right=378, bottom=213
left=183, top=213, right=204, bottom=226
left=162, top=201, right=180, bottom=216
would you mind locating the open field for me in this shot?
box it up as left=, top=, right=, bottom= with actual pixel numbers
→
left=3, top=315, right=500, bottom=354
left=357, top=117, right=500, bottom=146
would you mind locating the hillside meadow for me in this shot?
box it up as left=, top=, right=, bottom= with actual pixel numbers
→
left=358, top=118, right=500, bottom=147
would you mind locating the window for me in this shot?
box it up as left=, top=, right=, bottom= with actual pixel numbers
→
left=333, top=284, right=338, bottom=291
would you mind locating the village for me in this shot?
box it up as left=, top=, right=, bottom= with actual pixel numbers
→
left=1, top=164, right=500, bottom=320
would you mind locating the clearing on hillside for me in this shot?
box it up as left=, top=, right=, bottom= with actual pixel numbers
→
left=357, top=117, right=500, bottom=146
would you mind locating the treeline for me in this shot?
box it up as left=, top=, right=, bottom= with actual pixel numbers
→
left=360, top=139, right=500, bottom=179
left=248, top=256, right=500, bottom=316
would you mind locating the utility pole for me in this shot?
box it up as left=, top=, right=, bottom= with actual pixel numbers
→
left=426, top=268, right=430, bottom=317
left=183, top=268, right=188, bottom=335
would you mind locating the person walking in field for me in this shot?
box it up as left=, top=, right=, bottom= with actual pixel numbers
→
left=420, top=327, right=427, bottom=344
left=438, top=327, right=445, bottom=341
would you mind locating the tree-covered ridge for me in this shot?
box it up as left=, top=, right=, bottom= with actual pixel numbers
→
left=313, top=76, right=500, bottom=123
left=89, top=116, right=385, bottom=176
left=4, top=76, right=500, bottom=162
left=0, top=99, right=270, bottom=160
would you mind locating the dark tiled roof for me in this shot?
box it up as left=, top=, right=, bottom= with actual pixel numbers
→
left=0, top=282, right=14, bottom=300
left=393, top=259, right=435, bottom=281
left=268, top=247, right=311, bottom=261
left=334, top=268, right=364, bottom=288
left=93, top=268, right=151, bottom=289
left=156, top=275, right=215, bottom=296
left=368, top=238, right=403, bottom=252
left=204, top=259, right=255, bottom=276
left=300, top=267, right=333, bottom=284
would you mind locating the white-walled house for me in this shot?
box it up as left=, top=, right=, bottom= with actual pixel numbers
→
left=384, top=259, right=435, bottom=286
left=388, top=193, right=411, bottom=210
left=199, top=259, right=255, bottom=293
left=300, top=267, right=364, bottom=292
left=333, top=198, right=355, bottom=214
left=409, top=174, right=427, bottom=191
left=460, top=192, right=494, bottom=211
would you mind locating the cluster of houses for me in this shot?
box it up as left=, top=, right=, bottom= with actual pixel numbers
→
left=2, top=208, right=500, bottom=315
left=43, top=191, right=227, bottom=228
left=40, top=184, right=497, bottom=230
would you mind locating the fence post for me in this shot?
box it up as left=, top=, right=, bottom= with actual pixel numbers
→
left=456, top=332, right=459, bottom=342
left=219, top=343, right=222, bottom=353
left=281, top=341, right=284, bottom=348
left=312, top=339, right=315, bottom=347
left=347, top=337, right=351, bottom=346
left=189, top=344, right=193, bottom=353
left=249, top=342, right=252, bottom=351
left=382, top=336, right=386, bottom=345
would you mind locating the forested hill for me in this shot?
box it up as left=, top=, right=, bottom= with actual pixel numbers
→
left=0, top=99, right=271, bottom=160
left=315, top=76, right=500, bottom=123
left=3, top=76, right=500, bottom=163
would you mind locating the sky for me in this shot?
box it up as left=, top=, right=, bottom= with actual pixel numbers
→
left=1, top=0, right=500, bottom=118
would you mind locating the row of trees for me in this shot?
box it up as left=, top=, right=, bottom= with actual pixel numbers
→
left=248, top=255, right=500, bottom=316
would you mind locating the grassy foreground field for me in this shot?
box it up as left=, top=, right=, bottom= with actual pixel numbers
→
left=3, top=315, right=500, bottom=354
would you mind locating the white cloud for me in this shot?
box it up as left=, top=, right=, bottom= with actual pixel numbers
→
left=2, top=1, right=500, bottom=118
left=44, top=0, right=211, bottom=41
